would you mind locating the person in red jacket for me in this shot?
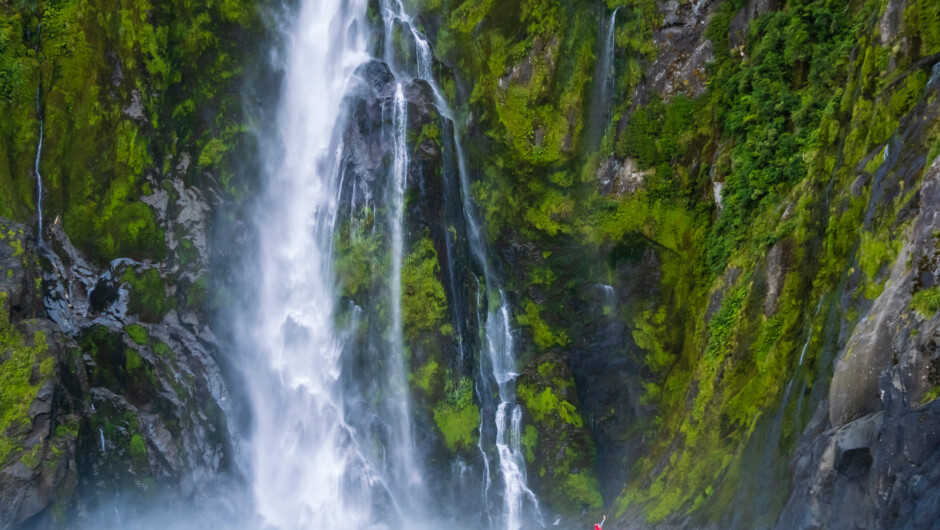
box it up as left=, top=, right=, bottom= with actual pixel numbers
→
left=594, top=515, right=606, bottom=530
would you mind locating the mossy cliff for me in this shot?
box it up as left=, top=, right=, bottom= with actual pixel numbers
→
left=408, top=0, right=940, bottom=526
left=1, top=0, right=940, bottom=527
left=1, top=0, right=267, bottom=526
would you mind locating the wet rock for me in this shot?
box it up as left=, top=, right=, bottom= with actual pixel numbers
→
left=123, top=89, right=145, bottom=121
left=763, top=241, right=789, bottom=316
left=597, top=157, right=650, bottom=197
left=642, top=0, right=716, bottom=103
left=878, top=0, right=907, bottom=46
left=776, top=145, right=940, bottom=530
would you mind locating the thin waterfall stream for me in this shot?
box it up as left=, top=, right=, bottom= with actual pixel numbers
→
left=33, top=86, right=44, bottom=244
left=587, top=6, right=620, bottom=151
left=379, top=1, right=542, bottom=527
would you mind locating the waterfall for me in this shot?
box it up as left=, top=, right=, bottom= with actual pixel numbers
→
left=34, top=86, right=44, bottom=242
left=239, top=0, right=388, bottom=526
left=488, top=295, right=541, bottom=530
left=587, top=7, right=620, bottom=151
left=239, top=0, right=540, bottom=526
left=387, top=83, right=422, bottom=491
left=378, top=1, right=542, bottom=526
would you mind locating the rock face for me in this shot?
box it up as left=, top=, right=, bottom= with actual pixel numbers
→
left=0, top=220, right=77, bottom=528
left=777, top=157, right=940, bottom=530
left=0, top=212, right=240, bottom=528
left=645, top=0, right=716, bottom=102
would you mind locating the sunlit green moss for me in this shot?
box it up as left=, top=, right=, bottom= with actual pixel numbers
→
left=518, top=382, right=582, bottom=428
left=516, top=299, right=569, bottom=350
left=413, top=358, right=439, bottom=394
left=0, top=293, right=51, bottom=465
left=122, top=268, right=174, bottom=322
left=911, top=286, right=940, bottom=317
left=401, top=234, right=447, bottom=341
left=125, top=324, right=149, bottom=346
left=432, top=377, right=479, bottom=451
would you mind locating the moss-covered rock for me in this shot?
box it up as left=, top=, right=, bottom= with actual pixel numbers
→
left=517, top=355, right=602, bottom=516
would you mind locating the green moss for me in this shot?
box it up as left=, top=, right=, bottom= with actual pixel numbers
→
left=19, top=443, right=41, bottom=469
left=516, top=299, right=569, bottom=350
left=705, top=283, right=748, bottom=360
left=563, top=472, right=603, bottom=510
left=633, top=308, right=674, bottom=373
left=185, top=274, right=209, bottom=312
left=522, top=424, right=538, bottom=463
left=432, top=377, right=479, bottom=451
left=401, top=233, right=447, bottom=341
left=904, top=0, right=940, bottom=56
left=198, top=137, right=227, bottom=167
left=911, top=286, right=940, bottom=317
left=128, top=433, right=147, bottom=460
left=8, top=237, right=23, bottom=257
left=413, top=359, right=439, bottom=394
left=122, top=268, right=173, bottom=322
left=125, top=349, right=143, bottom=373
left=0, top=292, right=51, bottom=465
left=153, top=342, right=172, bottom=358
left=125, top=324, right=149, bottom=346
left=517, top=382, right=582, bottom=428
left=335, top=208, right=384, bottom=300
left=859, top=230, right=901, bottom=299
left=416, top=122, right=441, bottom=150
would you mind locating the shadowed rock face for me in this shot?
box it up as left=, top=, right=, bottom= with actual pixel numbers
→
left=0, top=215, right=242, bottom=529
left=777, top=128, right=940, bottom=530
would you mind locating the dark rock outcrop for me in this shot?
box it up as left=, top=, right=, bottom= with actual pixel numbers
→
left=776, top=128, right=940, bottom=530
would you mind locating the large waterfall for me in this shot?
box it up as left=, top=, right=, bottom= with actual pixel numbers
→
left=236, top=0, right=540, bottom=528
left=239, top=0, right=383, bottom=526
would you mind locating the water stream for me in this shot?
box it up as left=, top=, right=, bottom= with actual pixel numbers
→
left=239, top=0, right=386, bottom=526
left=378, top=1, right=542, bottom=526
left=586, top=7, right=620, bottom=151
left=33, top=86, right=44, bottom=243
left=236, top=0, right=542, bottom=526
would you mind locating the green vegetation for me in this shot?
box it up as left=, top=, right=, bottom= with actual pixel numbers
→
left=129, top=433, right=148, bottom=460
left=335, top=208, right=384, bottom=301
left=522, top=424, right=538, bottom=463
left=432, top=377, right=479, bottom=451
left=516, top=299, right=569, bottom=350
left=412, top=359, right=439, bottom=394
left=911, top=286, right=940, bottom=317
left=125, top=324, right=150, bottom=346
left=517, top=381, right=582, bottom=428
left=422, top=0, right=939, bottom=522
left=401, top=234, right=448, bottom=341
left=1, top=0, right=263, bottom=258
left=516, top=358, right=602, bottom=514
left=122, top=268, right=174, bottom=322
left=0, top=293, right=51, bottom=464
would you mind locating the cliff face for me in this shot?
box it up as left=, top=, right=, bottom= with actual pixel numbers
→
left=0, top=1, right=266, bottom=526
left=409, top=0, right=940, bottom=526
left=1, top=0, right=940, bottom=528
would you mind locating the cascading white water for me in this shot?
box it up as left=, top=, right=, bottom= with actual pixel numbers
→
left=378, top=2, right=542, bottom=527
left=387, top=83, right=423, bottom=492
left=587, top=7, right=620, bottom=150
left=34, top=86, right=44, bottom=242
left=488, top=295, right=541, bottom=530
left=241, top=0, right=540, bottom=526
left=241, top=0, right=387, bottom=527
